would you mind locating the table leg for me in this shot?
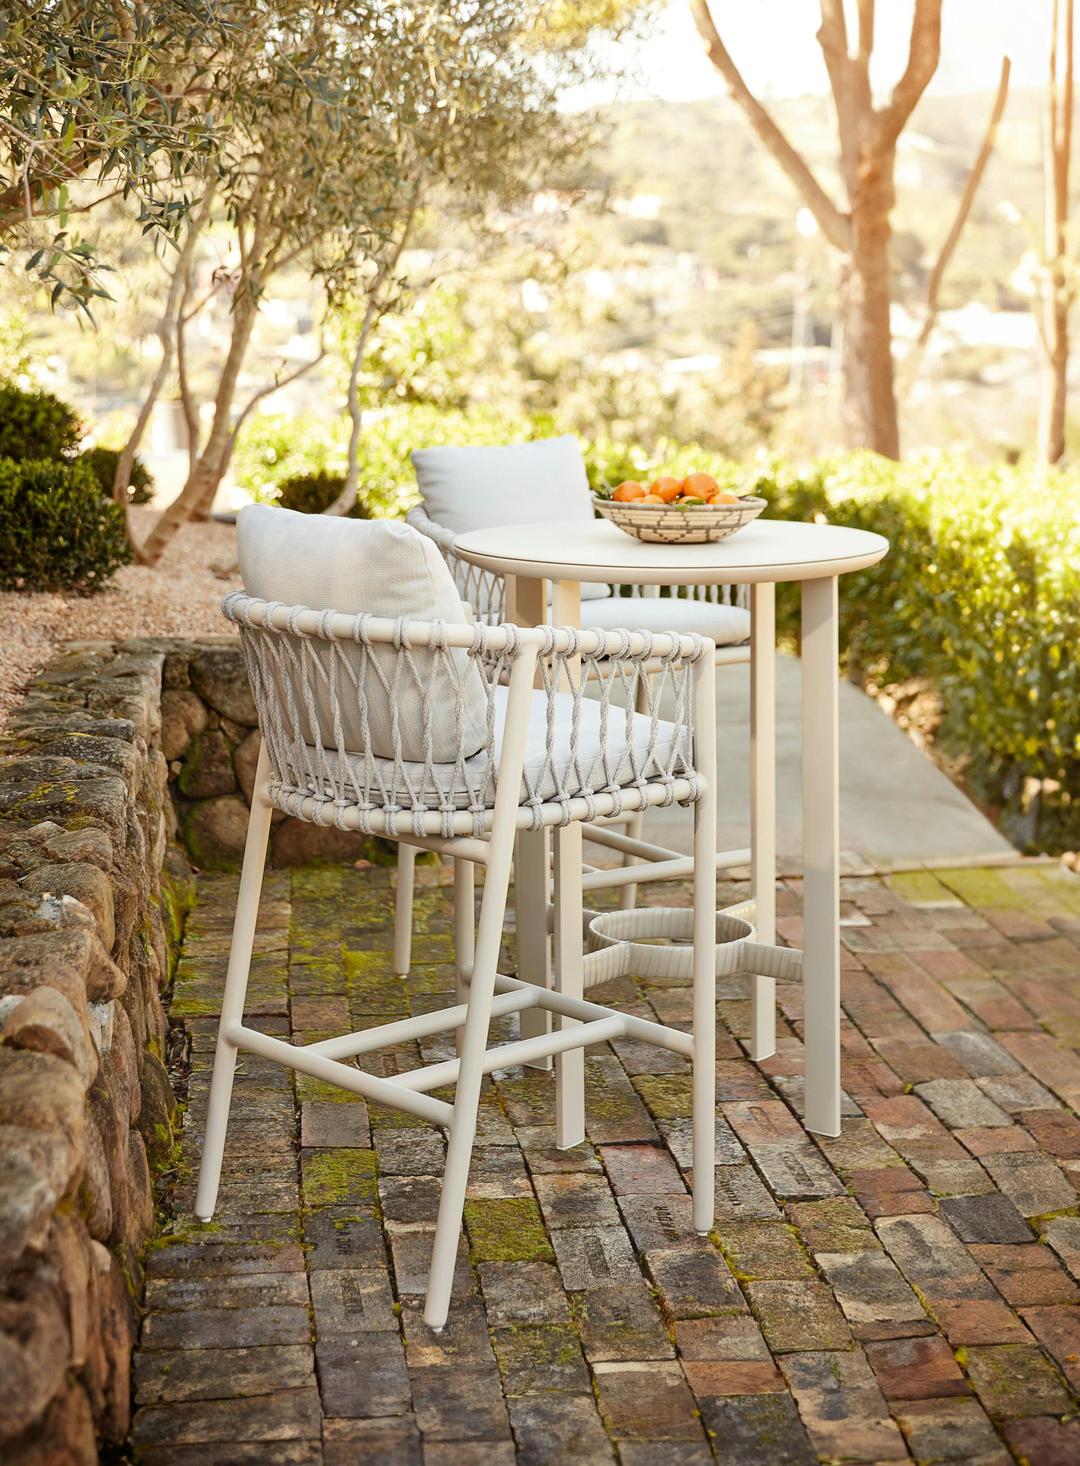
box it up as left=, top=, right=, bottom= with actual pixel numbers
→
left=553, top=820, right=585, bottom=1149
left=801, top=576, right=841, bottom=1137
left=510, top=573, right=552, bottom=1066
left=750, top=581, right=776, bottom=1061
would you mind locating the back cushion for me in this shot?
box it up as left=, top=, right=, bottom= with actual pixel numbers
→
left=237, top=506, right=488, bottom=765
left=411, top=435, right=608, bottom=601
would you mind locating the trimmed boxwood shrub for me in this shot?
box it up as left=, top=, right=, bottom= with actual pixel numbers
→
left=277, top=469, right=367, bottom=517
left=0, top=383, right=82, bottom=461
left=0, top=457, right=132, bottom=593
left=79, top=444, right=154, bottom=504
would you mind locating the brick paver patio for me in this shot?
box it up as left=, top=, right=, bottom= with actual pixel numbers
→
left=131, top=859, right=1080, bottom=1463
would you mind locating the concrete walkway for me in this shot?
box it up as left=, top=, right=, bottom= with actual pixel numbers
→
left=642, top=654, right=1015, bottom=872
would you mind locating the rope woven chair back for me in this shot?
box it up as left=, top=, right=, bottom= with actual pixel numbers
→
left=224, top=594, right=706, bottom=842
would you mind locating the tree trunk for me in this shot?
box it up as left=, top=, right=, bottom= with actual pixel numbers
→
left=325, top=296, right=380, bottom=516
left=113, top=195, right=211, bottom=506
left=843, top=164, right=900, bottom=459
left=136, top=288, right=259, bottom=566
left=1039, top=291, right=1069, bottom=463
left=1039, top=0, right=1073, bottom=464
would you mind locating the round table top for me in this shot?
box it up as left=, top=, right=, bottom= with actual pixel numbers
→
left=454, top=517, right=889, bottom=587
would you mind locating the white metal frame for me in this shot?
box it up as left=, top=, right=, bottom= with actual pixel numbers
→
left=402, top=503, right=767, bottom=1061
left=194, top=602, right=722, bottom=1330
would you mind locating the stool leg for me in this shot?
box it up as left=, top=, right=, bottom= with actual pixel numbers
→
left=425, top=825, right=516, bottom=1331
left=618, top=673, right=651, bottom=910
left=453, top=857, right=475, bottom=1055
left=692, top=656, right=717, bottom=1235
left=195, top=743, right=273, bottom=1221
left=393, top=842, right=417, bottom=978
left=553, top=822, right=585, bottom=1150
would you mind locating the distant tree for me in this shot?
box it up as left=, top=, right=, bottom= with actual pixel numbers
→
left=0, top=1, right=230, bottom=312
left=1038, top=0, right=1075, bottom=464
left=689, top=0, right=998, bottom=459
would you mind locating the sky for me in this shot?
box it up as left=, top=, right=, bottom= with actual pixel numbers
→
left=572, top=1, right=1055, bottom=108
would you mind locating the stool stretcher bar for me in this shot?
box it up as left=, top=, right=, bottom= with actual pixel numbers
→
left=495, top=973, right=696, bottom=1057
left=393, top=1014, right=629, bottom=1093
left=301, top=988, right=540, bottom=1061
left=581, top=847, right=751, bottom=892
left=226, top=1022, right=454, bottom=1127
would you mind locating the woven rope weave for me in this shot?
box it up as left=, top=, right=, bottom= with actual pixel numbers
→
left=224, top=593, right=707, bottom=841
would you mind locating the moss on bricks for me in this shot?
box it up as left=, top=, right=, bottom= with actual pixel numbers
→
left=463, top=1197, right=554, bottom=1263
left=631, top=1073, right=693, bottom=1120
left=301, top=1147, right=379, bottom=1208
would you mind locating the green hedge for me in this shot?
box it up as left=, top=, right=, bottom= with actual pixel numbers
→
left=233, top=404, right=556, bottom=517
left=79, top=444, right=154, bottom=504
left=0, top=383, right=82, bottom=461
left=277, top=470, right=367, bottom=517
left=0, top=457, right=132, bottom=593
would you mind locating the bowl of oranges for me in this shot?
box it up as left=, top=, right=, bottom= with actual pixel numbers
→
left=593, top=473, right=766, bottom=545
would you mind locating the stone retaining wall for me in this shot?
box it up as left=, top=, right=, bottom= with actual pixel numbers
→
left=160, top=636, right=374, bottom=870
left=0, top=640, right=192, bottom=1463
left=0, top=636, right=379, bottom=1462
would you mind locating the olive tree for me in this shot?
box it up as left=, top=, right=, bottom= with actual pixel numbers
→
left=0, top=1, right=232, bottom=311
left=136, top=0, right=589, bottom=561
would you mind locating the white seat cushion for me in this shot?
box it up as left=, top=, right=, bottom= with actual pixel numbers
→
left=411, top=436, right=609, bottom=603
left=236, top=505, right=488, bottom=764
left=298, top=684, right=688, bottom=810
left=581, top=595, right=750, bottom=648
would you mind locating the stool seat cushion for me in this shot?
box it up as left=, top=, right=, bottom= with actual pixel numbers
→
left=411, top=436, right=610, bottom=603
left=288, top=684, right=687, bottom=812
left=582, top=595, right=750, bottom=647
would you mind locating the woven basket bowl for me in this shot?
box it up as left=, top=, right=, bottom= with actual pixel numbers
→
left=593, top=494, right=766, bottom=545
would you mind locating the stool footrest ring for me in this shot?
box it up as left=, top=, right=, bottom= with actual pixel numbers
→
left=584, top=905, right=802, bottom=986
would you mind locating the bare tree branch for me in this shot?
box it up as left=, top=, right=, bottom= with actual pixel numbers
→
left=901, top=56, right=1011, bottom=394
left=227, top=349, right=327, bottom=450
left=817, top=0, right=871, bottom=188
left=112, top=186, right=215, bottom=504
left=689, top=0, right=851, bottom=251
left=874, top=0, right=943, bottom=149
left=918, top=57, right=1011, bottom=350
left=857, top=0, right=875, bottom=64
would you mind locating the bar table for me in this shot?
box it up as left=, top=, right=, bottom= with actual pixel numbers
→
left=455, top=517, right=888, bottom=1135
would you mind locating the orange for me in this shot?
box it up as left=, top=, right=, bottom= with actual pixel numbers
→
left=682, top=471, right=719, bottom=499
left=639, top=493, right=665, bottom=504
left=708, top=491, right=739, bottom=505
left=651, top=476, right=682, bottom=503
left=612, top=480, right=646, bottom=503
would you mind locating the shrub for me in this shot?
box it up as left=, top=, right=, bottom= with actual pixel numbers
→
left=0, top=383, right=83, bottom=461
left=79, top=445, right=154, bottom=504
left=0, top=457, right=132, bottom=593
left=233, top=403, right=553, bottom=518
left=277, top=470, right=367, bottom=517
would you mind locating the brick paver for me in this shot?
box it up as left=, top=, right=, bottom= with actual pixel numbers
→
left=130, top=860, right=1080, bottom=1463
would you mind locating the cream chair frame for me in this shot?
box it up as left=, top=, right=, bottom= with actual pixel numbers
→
left=194, top=596, right=722, bottom=1330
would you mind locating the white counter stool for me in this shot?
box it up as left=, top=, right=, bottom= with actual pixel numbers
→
left=193, top=506, right=722, bottom=1330
left=399, top=435, right=756, bottom=1010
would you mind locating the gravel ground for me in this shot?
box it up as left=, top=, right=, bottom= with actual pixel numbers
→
left=1, top=509, right=240, bottom=725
